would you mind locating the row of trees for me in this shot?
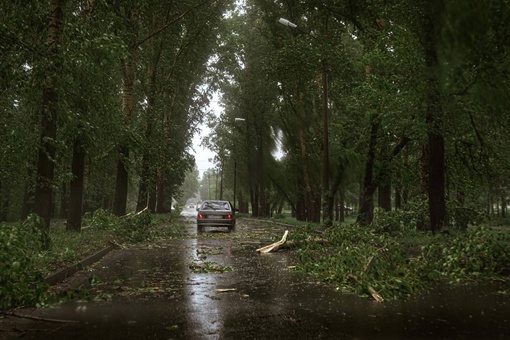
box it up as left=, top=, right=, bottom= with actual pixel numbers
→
left=0, top=0, right=231, bottom=230
left=205, top=0, right=510, bottom=232
left=2, top=1, right=508, bottom=233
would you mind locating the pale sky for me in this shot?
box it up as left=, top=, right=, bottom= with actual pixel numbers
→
left=192, top=131, right=215, bottom=179
left=191, top=92, right=221, bottom=179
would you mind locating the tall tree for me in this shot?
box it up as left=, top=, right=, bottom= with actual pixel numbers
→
left=34, top=0, right=65, bottom=229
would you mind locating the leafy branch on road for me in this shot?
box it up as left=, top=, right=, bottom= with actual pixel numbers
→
left=289, top=221, right=510, bottom=300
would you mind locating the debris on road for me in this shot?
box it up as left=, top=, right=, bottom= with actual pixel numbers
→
left=368, top=286, right=384, bottom=303
left=256, top=230, right=288, bottom=253
left=216, top=288, right=237, bottom=293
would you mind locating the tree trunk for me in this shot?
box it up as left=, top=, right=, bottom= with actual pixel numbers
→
left=21, top=165, right=35, bottom=220
left=155, top=170, right=165, bottom=213
left=251, top=185, right=259, bottom=217
left=113, top=52, right=136, bottom=216
left=67, top=137, right=86, bottom=231
left=339, top=189, right=345, bottom=222
left=357, top=115, right=379, bottom=225
left=378, top=182, right=392, bottom=211
left=394, top=186, right=402, bottom=210
left=34, top=0, right=64, bottom=229
left=296, top=186, right=306, bottom=221
left=423, top=0, right=447, bottom=233
left=321, top=59, right=333, bottom=226
left=59, top=182, right=68, bottom=219
left=0, top=180, right=8, bottom=222
left=417, top=145, right=429, bottom=231
left=113, top=145, right=129, bottom=216
left=136, top=163, right=149, bottom=212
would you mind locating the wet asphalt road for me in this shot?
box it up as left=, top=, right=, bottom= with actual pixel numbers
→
left=1, top=208, right=509, bottom=339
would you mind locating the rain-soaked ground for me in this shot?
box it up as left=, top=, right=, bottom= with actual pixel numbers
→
left=1, top=208, right=509, bottom=339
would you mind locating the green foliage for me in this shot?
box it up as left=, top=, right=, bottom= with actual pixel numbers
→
left=189, top=261, right=233, bottom=274
left=118, top=209, right=155, bottom=243
left=420, top=226, right=510, bottom=280
left=0, top=216, right=49, bottom=310
left=291, top=224, right=426, bottom=300
left=83, top=209, right=122, bottom=230
left=291, top=222, right=510, bottom=300
left=372, top=209, right=422, bottom=234
left=84, top=208, right=156, bottom=243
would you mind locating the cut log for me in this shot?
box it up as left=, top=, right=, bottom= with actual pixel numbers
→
left=256, top=230, right=289, bottom=253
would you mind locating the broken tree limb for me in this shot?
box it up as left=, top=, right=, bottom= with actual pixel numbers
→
left=368, top=286, right=384, bottom=303
left=216, top=288, right=237, bottom=293
left=256, top=230, right=289, bottom=253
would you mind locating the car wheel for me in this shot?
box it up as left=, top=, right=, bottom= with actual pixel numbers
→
left=228, top=225, right=235, bottom=233
left=197, top=225, right=204, bottom=233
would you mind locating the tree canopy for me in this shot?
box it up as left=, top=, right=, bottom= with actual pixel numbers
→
left=1, top=0, right=508, bottom=232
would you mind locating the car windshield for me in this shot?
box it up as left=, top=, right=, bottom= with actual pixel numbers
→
left=201, top=201, right=230, bottom=211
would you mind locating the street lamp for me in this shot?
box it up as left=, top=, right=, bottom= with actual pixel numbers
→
left=278, top=18, right=297, bottom=28
left=278, top=17, right=332, bottom=225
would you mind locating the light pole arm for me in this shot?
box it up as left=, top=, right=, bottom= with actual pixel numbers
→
left=278, top=18, right=297, bottom=28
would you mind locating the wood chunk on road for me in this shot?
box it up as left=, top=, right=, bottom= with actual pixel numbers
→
left=256, top=230, right=289, bottom=253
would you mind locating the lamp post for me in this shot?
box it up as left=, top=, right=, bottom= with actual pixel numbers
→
left=278, top=18, right=331, bottom=225
left=233, top=118, right=246, bottom=213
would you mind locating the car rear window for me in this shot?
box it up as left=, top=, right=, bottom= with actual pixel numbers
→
left=201, top=201, right=230, bottom=210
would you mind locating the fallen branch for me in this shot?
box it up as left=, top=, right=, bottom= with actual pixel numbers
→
left=368, top=286, right=384, bottom=303
left=216, top=288, right=237, bottom=293
left=256, top=230, right=289, bottom=253
left=120, top=207, right=148, bottom=219
left=134, top=207, right=149, bottom=216
left=360, top=255, right=374, bottom=277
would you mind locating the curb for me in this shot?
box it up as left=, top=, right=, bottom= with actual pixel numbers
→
left=44, top=244, right=116, bottom=286
left=243, top=217, right=295, bottom=228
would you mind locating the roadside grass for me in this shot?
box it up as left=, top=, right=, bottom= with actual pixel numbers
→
left=32, top=224, right=115, bottom=277
left=0, top=210, right=187, bottom=310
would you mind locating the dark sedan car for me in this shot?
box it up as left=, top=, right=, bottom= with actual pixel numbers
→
left=196, top=200, right=236, bottom=232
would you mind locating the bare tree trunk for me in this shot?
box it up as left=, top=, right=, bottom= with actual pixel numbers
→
left=339, top=190, right=345, bottom=222
left=67, top=137, right=86, bottom=231
left=358, top=115, right=379, bottom=225
left=155, top=170, right=164, bottom=213
left=252, top=185, right=259, bottom=217
left=113, top=52, right=135, bottom=216
left=0, top=180, right=9, bottom=222
left=34, top=0, right=64, bottom=229
left=394, top=186, right=402, bottom=210
left=136, top=160, right=149, bottom=212
left=378, top=182, right=392, bottom=211
left=423, top=0, right=447, bottom=233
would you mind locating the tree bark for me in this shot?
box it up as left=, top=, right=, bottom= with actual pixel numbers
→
left=0, top=180, right=8, bottom=222
left=357, top=115, right=379, bottom=225
left=378, top=183, right=392, bottom=212
left=34, top=0, right=64, bottom=229
left=113, top=52, right=135, bottom=216
left=155, top=169, right=165, bottom=213
left=67, top=137, right=86, bottom=231
left=423, top=0, right=447, bottom=233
